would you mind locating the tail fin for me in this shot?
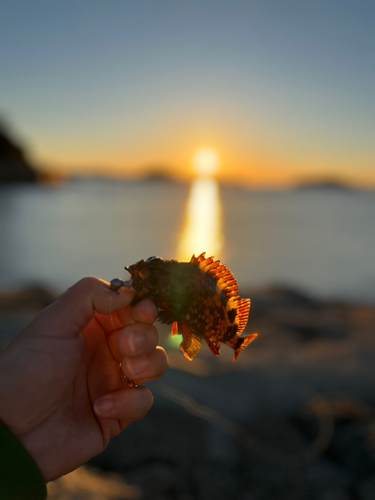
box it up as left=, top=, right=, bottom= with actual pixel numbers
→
left=233, top=334, right=258, bottom=361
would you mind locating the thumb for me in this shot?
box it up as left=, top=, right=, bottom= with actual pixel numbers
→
left=28, top=277, right=135, bottom=339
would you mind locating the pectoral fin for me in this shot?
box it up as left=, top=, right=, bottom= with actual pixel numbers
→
left=179, top=323, right=203, bottom=361
left=171, top=321, right=179, bottom=337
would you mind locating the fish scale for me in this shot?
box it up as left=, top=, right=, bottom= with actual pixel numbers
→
left=110, top=252, right=258, bottom=361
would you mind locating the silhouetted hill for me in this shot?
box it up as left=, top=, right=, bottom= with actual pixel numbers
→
left=293, top=179, right=355, bottom=192
left=0, top=124, right=37, bottom=182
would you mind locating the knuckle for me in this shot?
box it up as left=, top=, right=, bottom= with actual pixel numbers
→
left=75, top=276, right=101, bottom=293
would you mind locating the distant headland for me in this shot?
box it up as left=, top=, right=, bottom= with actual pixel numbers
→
left=292, top=178, right=361, bottom=192
left=0, top=123, right=37, bottom=183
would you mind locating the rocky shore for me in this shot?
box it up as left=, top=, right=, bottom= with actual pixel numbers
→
left=1, top=286, right=374, bottom=500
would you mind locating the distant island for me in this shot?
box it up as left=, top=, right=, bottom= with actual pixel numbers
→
left=140, top=171, right=177, bottom=183
left=0, top=124, right=37, bottom=182
left=293, top=179, right=358, bottom=192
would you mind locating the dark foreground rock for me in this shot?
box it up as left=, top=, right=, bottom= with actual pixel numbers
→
left=1, top=285, right=374, bottom=499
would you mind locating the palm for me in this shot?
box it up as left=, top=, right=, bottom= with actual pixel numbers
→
left=0, top=278, right=166, bottom=482
left=2, top=315, right=125, bottom=480
left=51, top=320, right=130, bottom=477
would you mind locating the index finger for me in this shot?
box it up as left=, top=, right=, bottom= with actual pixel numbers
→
left=96, top=297, right=158, bottom=334
left=29, top=277, right=135, bottom=339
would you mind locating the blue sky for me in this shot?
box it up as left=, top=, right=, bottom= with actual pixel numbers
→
left=1, top=0, right=374, bottom=185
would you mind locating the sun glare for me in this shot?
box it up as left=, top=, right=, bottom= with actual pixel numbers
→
left=192, top=147, right=220, bottom=177
left=177, top=178, right=223, bottom=262
left=177, top=147, right=224, bottom=262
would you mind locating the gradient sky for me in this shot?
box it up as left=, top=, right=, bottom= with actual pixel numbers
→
left=1, top=0, right=374, bottom=186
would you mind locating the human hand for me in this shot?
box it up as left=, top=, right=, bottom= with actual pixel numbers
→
left=0, top=277, right=168, bottom=481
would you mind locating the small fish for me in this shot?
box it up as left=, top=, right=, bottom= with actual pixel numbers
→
left=110, top=253, right=257, bottom=361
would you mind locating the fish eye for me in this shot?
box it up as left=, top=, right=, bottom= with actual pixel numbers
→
left=146, top=256, right=166, bottom=269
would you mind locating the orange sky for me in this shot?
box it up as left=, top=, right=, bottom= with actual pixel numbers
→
left=35, top=123, right=375, bottom=189
left=2, top=1, right=375, bottom=189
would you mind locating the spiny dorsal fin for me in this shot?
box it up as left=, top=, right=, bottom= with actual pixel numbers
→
left=190, top=252, right=206, bottom=265
left=190, top=253, right=242, bottom=304
left=205, top=261, right=221, bottom=273
left=199, top=256, right=214, bottom=271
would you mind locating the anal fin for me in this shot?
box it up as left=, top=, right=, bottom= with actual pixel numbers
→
left=205, top=338, right=221, bottom=357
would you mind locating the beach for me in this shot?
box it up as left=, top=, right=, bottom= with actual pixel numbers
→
left=2, top=283, right=374, bottom=500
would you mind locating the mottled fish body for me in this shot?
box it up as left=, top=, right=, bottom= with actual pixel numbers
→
left=114, top=253, right=257, bottom=361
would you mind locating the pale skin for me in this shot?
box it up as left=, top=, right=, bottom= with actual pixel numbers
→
left=0, top=277, right=168, bottom=482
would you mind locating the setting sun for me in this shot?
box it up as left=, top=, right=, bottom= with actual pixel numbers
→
left=192, top=147, right=220, bottom=177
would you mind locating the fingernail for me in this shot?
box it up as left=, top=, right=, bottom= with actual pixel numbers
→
left=94, top=398, right=114, bottom=415
left=129, top=332, right=146, bottom=354
left=134, top=392, right=154, bottom=418
left=126, top=356, right=149, bottom=376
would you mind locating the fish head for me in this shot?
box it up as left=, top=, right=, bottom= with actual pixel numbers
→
left=125, top=256, right=170, bottom=302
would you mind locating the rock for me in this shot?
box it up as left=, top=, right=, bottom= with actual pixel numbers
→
left=47, top=465, right=142, bottom=500
left=88, top=367, right=375, bottom=499
left=0, top=123, right=38, bottom=182
left=0, top=286, right=57, bottom=314
left=357, top=476, right=375, bottom=500
left=0, top=286, right=58, bottom=347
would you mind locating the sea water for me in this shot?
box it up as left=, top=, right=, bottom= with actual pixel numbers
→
left=0, top=178, right=374, bottom=303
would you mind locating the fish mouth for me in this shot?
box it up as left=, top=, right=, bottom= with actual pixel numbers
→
left=121, top=278, right=133, bottom=289
left=124, top=270, right=145, bottom=294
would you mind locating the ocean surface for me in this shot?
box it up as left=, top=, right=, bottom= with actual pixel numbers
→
left=0, top=178, right=374, bottom=303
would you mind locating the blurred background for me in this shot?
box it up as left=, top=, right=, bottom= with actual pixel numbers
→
left=1, top=1, right=374, bottom=499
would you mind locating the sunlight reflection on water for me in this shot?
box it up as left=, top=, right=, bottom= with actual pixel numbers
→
left=177, top=177, right=224, bottom=262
